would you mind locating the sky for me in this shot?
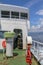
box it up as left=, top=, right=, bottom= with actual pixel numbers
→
left=0, top=0, right=43, bottom=32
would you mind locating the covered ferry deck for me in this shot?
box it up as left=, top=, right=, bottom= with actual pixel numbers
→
left=0, top=4, right=42, bottom=65
left=0, top=40, right=42, bottom=65
left=0, top=48, right=38, bottom=65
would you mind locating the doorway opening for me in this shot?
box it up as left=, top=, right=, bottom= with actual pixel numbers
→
left=13, top=29, right=23, bottom=49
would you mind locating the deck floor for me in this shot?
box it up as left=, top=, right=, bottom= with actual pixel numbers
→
left=0, top=49, right=38, bottom=65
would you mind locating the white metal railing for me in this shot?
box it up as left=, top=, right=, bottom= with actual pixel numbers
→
left=31, top=40, right=43, bottom=65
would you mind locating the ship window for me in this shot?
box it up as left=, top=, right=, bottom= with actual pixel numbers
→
left=1, top=11, right=10, bottom=18
left=11, top=12, right=19, bottom=18
left=0, top=31, right=8, bottom=38
left=20, top=13, right=28, bottom=19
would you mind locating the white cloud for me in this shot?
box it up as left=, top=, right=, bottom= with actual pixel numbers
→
left=36, top=10, right=43, bottom=15
left=31, top=25, right=35, bottom=29
left=37, top=25, right=40, bottom=28
left=30, top=18, right=43, bottom=32
left=30, top=25, right=40, bottom=32
left=39, top=18, right=43, bottom=26
left=24, top=0, right=41, bottom=8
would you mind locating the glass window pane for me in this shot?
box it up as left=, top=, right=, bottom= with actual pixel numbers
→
left=21, top=13, right=28, bottom=19
left=0, top=31, right=4, bottom=38
left=11, top=12, right=19, bottom=18
left=0, top=31, right=8, bottom=38
left=1, top=11, right=10, bottom=18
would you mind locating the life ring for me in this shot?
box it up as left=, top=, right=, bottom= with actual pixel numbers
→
left=2, top=40, right=6, bottom=48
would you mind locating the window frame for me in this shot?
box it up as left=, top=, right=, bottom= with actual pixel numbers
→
left=11, top=11, right=19, bottom=18
left=1, top=11, right=10, bottom=18
left=20, top=12, right=28, bottom=19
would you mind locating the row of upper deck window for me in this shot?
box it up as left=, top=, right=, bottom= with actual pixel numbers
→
left=1, top=11, right=28, bottom=19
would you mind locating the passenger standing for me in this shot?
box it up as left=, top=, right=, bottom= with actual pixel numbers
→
left=26, top=36, right=32, bottom=65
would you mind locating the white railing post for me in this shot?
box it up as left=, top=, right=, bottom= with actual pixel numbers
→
left=32, top=40, right=43, bottom=65
left=34, top=41, right=35, bottom=54
left=37, top=43, right=39, bottom=61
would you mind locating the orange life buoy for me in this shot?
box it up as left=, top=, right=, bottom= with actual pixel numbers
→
left=2, top=40, right=6, bottom=48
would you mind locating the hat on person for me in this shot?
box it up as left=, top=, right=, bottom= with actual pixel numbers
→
left=27, top=36, right=32, bottom=44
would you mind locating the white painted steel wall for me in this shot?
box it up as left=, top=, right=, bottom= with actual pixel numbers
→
left=0, top=4, right=30, bottom=49
left=0, top=4, right=29, bottom=19
left=1, top=19, right=30, bottom=49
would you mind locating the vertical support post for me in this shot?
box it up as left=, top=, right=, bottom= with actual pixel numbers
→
left=34, top=41, right=35, bottom=54
left=37, top=43, right=39, bottom=60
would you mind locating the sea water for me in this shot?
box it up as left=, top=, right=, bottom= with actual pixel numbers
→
left=28, top=32, right=43, bottom=43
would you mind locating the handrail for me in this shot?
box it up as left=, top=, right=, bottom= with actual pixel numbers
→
left=31, top=40, right=43, bottom=65
left=32, top=40, right=43, bottom=45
